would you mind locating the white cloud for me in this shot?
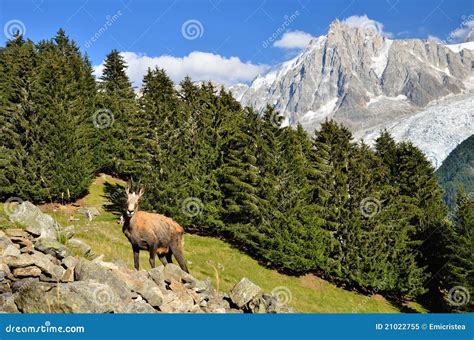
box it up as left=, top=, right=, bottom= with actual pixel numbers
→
left=448, top=18, right=474, bottom=43
left=273, top=30, right=314, bottom=49
left=341, top=15, right=393, bottom=38
left=427, top=35, right=444, bottom=44
left=94, top=51, right=269, bottom=87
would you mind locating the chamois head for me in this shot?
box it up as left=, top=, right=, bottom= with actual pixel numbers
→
left=125, top=185, right=144, bottom=217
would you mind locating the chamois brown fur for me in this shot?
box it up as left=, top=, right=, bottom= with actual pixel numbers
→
left=122, top=187, right=189, bottom=272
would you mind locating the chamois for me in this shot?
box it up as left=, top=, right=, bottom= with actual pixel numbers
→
left=122, top=186, right=189, bottom=273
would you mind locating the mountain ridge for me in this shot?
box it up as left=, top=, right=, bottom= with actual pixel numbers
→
left=230, top=19, right=474, bottom=167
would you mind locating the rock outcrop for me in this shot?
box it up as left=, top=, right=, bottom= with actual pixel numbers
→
left=0, top=203, right=293, bottom=313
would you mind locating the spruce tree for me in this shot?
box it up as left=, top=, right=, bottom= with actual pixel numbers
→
left=444, top=188, right=474, bottom=312
left=94, top=49, right=139, bottom=176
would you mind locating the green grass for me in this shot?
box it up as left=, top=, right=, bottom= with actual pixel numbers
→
left=0, top=175, right=428, bottom=313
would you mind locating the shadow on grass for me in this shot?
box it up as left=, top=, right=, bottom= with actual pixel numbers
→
left=103, top=182, right=126, bottom=216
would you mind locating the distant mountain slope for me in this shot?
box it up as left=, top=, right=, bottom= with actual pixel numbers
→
left=230, top=19, right=474, bottom=166
left=436, top=134, right=474, bottom=208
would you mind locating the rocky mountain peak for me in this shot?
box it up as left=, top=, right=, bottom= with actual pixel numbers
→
left=232, top=19, right=474, bottom=168
left=465, top=28, right=474, bottom=42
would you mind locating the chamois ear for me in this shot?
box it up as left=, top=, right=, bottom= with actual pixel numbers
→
left=125, top=183, right=130, bottom=196
left=138, top=187, right=145, bottom=198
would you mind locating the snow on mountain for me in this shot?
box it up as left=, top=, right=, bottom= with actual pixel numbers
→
left=232, top=19, right=474, bottom=166
left=446, top=41, right=474, bottom=53
left=359, top=89, right=474, bottom=168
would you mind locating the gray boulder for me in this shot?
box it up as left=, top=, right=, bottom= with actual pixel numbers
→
left=111, top=268, right=164, bottom=307
left=67, top=238, right=92, bottom=257
left=0, top=293, right=19, bottom=313
left=0, top=237, right=14, bottom=255
left=3, top=244, right=20, bottom=257
left=77, top=207, right=100, bottom=221
left=9, top=202, right=59, bottom=239
left=34, top=237, right=69, bottom=259
left=229, top=278, right=262, bottom=308
left=5, top=252, right=65, bottom=280
left=120, top=299, right=158, bottom=313
left=14, top=279, right=119, bottom=313
left=12, top=266, right=41, bottom=278
left=163, top=264, right=195, bottom=284
left=61, top=226, right=75, bottom=240
left=0, top=264, right=11, bottom=282
left=75, top=258, right=132, bottom=302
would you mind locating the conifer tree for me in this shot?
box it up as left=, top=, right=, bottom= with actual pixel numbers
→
left=1, top=30, right=95, bottom=201
left=0, top=34, right=39, bottom=199
left=444, top=188, right=473, bottom=312
left=28, top=29, right=95, bottom=200
left=94, top=49, right=139, bottom=176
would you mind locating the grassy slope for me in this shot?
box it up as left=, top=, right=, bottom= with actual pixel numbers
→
left=0, top=175, right=427, bottom=313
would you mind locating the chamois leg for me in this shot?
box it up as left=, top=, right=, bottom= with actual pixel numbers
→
left=133, top=246, right=140, bottom=270
left=149, top=244, right=158, bottom=269
left=158, top=254, right=168, bottom=266
left=165, top=251, right=173, bottom=264
left=170, top=237, right=189, bottom=273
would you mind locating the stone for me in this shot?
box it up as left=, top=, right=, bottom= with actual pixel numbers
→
left=67, top=238, right=92, bottom=256
left=193, top=278, right=212, bottom=294
left=77, top=207, right=100, bottom=220
left=3, top=245, right=21, bottom=257
left=61, top=268, right=74, bottom=282
left=111, top=268, right=163, bottom=307
left=12, top=266, right=41, bottom=278
left=0, top=237, right=14, bottom=254
left=120, top=300, right=158, bottom=313
left=10, top=237, right=34, bottom=253
left=74, top=258, right=132, bottom=302
left=163, top=264, right=195, bottom=284
left=6, top=252, right=65, bottom=280
left=159, top=291, right=194, bottom=313
left=0, top=264, right=11, bottom=282
left=95, top=260, right=120, bottom=271
left=34, top=237, right=69, bottom=259
left=0, top=293, right=19, bottom=313
left=14, top=279, right=120, bottom=313
left=229, top=278, right=262, bottom=308
left=9, top=202, right=59, bottom=239
left=62, top=256, right=78, bottom=269
left=189, top=305, right=203, bottom=313
left=62, top=226, right=75, bottom=239
left=148, top=265, right=165, bottom=284
left=4, top=229, right=29, bottom=238
left=142, top=286, right=164, bottom=307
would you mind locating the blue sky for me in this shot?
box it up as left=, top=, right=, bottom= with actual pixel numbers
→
left=1, top=0, right=473, bottom=86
